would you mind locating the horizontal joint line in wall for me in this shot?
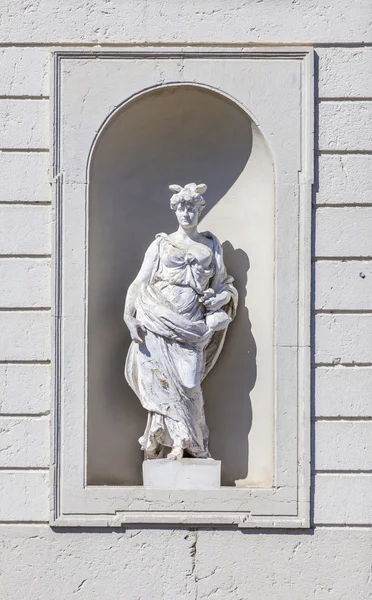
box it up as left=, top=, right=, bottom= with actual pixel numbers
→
left=0, top=201, right=51, bottom=206
left=0, top=41, right=369, bottom=49
left=0, top=96, right=49, bottom=100
left=0, top=42, right=317, bottom=48
left=314, top=524, right=372, bottom=528
left=0, top=521, right=49, bottom=525
left=0, top=360, right=50, bottom=365
left=313, top=309, right=372, bottom=315
left=0, top=413, right=50, bottom=418
left=0, top=519, right=49, bottom=527
left=312, top=362, right=372, bottom=367
left=0, top=254, right=51, bottom=259
left=0, top=148, right=49, bottom=153
left=0, top=467, right=49, bottom=472
left=313, top=364, right=372, bottom=369
left=314, top=470, right=372, bottom=475
left=313, top=416, right=372, bottom=422
left=0, top=41, right=366, bottom=50
left=318, top=97, right=372, bottom=102
left=0, top=41, right=358, bottom=49
left=314, top=42, right=372, bottom=48
left=313, top=203, right=372, bottom=208
left=0, top=307, right=50, bottom=312
left=0, top=257, right=50, bottom=263
left=312, top=256, right=372, bottom=261
left=315, top=150, right=372, bottom=155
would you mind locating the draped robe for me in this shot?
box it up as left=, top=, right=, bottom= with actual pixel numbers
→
left=125, top=232, right=238, bottom=458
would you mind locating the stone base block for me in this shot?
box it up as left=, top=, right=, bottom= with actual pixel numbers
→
left=142, top=458, right=221, bottom=490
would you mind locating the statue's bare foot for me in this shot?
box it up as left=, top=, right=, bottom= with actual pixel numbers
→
left=167, top=446, right=183, bottom=460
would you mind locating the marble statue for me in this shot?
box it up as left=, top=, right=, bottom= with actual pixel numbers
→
left=124, top=183, right=238, bottom=460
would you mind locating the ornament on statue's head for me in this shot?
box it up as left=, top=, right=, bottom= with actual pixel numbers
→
left=169, top=182, right=207, bottom=212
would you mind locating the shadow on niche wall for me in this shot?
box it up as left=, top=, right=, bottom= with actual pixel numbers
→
left=86, top=85, right=256, bottom=485
left=204, top=242, right=255, bottom=486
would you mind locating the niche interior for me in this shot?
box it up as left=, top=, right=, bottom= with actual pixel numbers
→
left=86, top=84, right=275, bottom=487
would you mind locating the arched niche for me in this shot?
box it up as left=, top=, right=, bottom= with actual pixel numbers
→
left=86, top=84, right=275, bottom=486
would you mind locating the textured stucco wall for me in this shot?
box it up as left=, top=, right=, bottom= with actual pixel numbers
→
left=0, top=1, right=371, bottom=598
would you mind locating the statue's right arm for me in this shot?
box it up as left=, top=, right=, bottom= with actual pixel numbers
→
left=123, top=239, right=158, bottom=343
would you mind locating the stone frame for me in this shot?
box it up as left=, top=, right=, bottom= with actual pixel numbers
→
left=51, top=48, right=313, bottom=527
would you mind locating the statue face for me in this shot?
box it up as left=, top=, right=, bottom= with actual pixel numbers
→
left=175, top=202, right=199, bottom=229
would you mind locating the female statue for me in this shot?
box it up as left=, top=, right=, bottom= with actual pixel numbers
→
left=124, top=183, right=238, bottom=460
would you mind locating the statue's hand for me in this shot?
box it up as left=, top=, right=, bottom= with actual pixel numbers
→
left=126, top=318, right=145, bottom=344
left=203, top=290, right=230, bottom=311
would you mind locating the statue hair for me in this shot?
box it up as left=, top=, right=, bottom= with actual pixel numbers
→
left=169, top=182, right=207, bottom=212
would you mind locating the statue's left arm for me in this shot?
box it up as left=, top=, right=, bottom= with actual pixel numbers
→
left=202, top=233, right=236, bottom=312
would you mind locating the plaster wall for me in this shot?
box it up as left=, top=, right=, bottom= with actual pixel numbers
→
left=0, top=1, right=372, bottom=598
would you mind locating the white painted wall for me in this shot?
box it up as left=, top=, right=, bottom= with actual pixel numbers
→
left=0, top=1, right=371, bottom=598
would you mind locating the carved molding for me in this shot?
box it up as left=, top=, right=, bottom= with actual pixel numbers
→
left=51, top=48, right=313, bottom=527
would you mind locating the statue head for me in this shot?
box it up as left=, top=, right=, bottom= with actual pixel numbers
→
left=169, top=183, right=207, bottom=230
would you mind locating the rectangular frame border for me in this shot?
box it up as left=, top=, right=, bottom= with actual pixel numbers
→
left=51, top=47, right=313, bottom=528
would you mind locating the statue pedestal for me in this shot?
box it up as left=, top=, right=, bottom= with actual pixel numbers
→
left=142, top=458, right=221, bottom=490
